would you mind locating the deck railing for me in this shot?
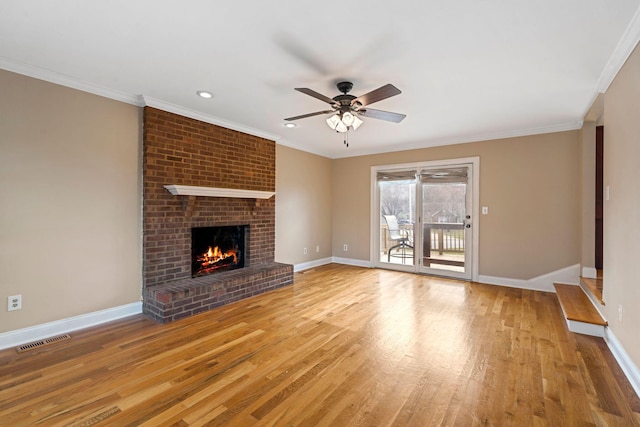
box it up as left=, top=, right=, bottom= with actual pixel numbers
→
left=380, top=222, right=465, bottom=255
left=425, top=223, right=464, bottom=254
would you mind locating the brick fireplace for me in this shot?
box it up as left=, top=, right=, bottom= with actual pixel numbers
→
left=142, top=107, right=293, bottom=323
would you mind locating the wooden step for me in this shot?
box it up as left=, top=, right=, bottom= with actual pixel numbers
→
left=580, top=276, right=604, bottom=305
left=554, top=283, right=607, bottom=337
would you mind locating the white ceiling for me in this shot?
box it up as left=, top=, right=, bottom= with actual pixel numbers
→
left=2, top=1, right=640, bottom=158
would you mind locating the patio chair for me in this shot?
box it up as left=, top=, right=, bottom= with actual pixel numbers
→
left=383, top=214, right=414, bottom=262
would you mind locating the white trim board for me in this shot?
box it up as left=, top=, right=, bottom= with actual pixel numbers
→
left=328, top=260, right=581, bottom=293
left=478, top=264, right=581, bottom=293
left=331, top=257, right=373, bottom=269
left=595, top=5, right=640, bottom=93
left=335, top=120, right=583, bottom=160
left=0, top=302, right=142, bottom=351
left=0, top=58, right=144, bottom=106
left=605, top=328, right=640, bottom=399
left=293, top=257, right=371, bottom=272
left=293, top=257, right=333, bottom=272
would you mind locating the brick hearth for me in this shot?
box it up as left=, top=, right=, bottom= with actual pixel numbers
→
left=142, top=107, right=293, bottom=322
left=143, top=262, right=292, bottom=323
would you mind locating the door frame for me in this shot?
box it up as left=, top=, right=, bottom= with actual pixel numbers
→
left=370, top=157, right=480, bottom=282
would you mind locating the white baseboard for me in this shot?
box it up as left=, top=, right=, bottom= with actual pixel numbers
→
left=478, top=264, right=580, bottom=292
left=331, top=257, right=373, bottom=268
left=0, top=302, right=142, bottom=350
left=293, top=257, right=333, bottom=272
left=604, top=328, right=640, bottom=399
left=582, top=266, right=598, bottom=279
left=292, top=257, right=372, bottom=272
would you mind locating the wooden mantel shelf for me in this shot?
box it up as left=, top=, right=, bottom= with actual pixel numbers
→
left=164, top=185, right=275, bottom=199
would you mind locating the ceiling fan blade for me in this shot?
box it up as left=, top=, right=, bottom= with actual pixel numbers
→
left=284, top=110, right=334, bottom=121
left=358, top=108, right=406, bottom=123
left=353, top=84, right=401, bottom=107
left=295, top=88, right=336, bottom=105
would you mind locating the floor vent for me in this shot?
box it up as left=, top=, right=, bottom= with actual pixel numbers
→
left=16, top=334, right=71, bottom=353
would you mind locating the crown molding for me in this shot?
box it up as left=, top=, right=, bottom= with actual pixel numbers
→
left=330, top=119, right=584, bottom=159
left=429, top=119, right=584, bottom=146
left=0, top=57, right=144, bottom=106
left=595, top=6, right=640, bottom=93
left=142, top=96, right=281, bottom=142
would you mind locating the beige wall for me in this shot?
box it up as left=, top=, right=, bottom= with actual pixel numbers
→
left=602, top=42, right=640, bottom=367
left=0, top=70, right=142, bottom=333
left=275, top=145, right=332, bottom=266
left=332, top=131, right=582, bottom=279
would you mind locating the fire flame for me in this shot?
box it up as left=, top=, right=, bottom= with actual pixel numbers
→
left=196, top=246, right=238, bottom=268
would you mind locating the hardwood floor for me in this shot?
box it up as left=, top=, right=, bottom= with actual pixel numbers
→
left=1, top=264, right=639, bottom=426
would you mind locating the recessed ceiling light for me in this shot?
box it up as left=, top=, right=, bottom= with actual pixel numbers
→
left=196, top=91, right=213, bottom=99
left=283, top=122, right=297, bottom=128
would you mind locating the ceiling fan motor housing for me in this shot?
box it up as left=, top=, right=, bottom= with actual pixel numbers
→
left=333, top=94, right=357, bottom=111
left=333, top=82, right=365, bottom=113
left=336, top=81, right=353, bottom=94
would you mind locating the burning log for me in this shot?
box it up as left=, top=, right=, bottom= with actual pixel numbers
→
left=194, top=246, right=240, bottom=276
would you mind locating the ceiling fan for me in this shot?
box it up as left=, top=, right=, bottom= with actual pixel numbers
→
left=284, top=81, right=406, bottom=134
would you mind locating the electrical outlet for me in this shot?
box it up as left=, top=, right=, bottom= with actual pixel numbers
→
left=343, top=244, right=348, bottom=251
left=303, top=247, right=308, bottom=255
left=8, top=295, right=22, bottom=311
left=316, top=245, right=320, bottom=253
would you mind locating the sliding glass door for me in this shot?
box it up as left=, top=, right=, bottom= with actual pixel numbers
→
left=372, top=159, right=478, bottom=280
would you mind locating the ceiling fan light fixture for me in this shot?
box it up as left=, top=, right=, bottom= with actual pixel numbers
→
left=326, top=114, right=341, bottom=130
left=327, top=112, right=362, bottom=132
left=341, top=112, right=355, bottom=127
left=352, top=116, right=364, bottom=130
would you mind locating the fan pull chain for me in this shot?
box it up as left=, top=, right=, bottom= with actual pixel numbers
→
left=344, top=129, right=349, bottom=147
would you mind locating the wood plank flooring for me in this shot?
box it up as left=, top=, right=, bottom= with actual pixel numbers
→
left=1, top=264, right=639, bottom=426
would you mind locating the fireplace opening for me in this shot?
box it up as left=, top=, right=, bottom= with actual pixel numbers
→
left=191, top=225, right=247, bottom=277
